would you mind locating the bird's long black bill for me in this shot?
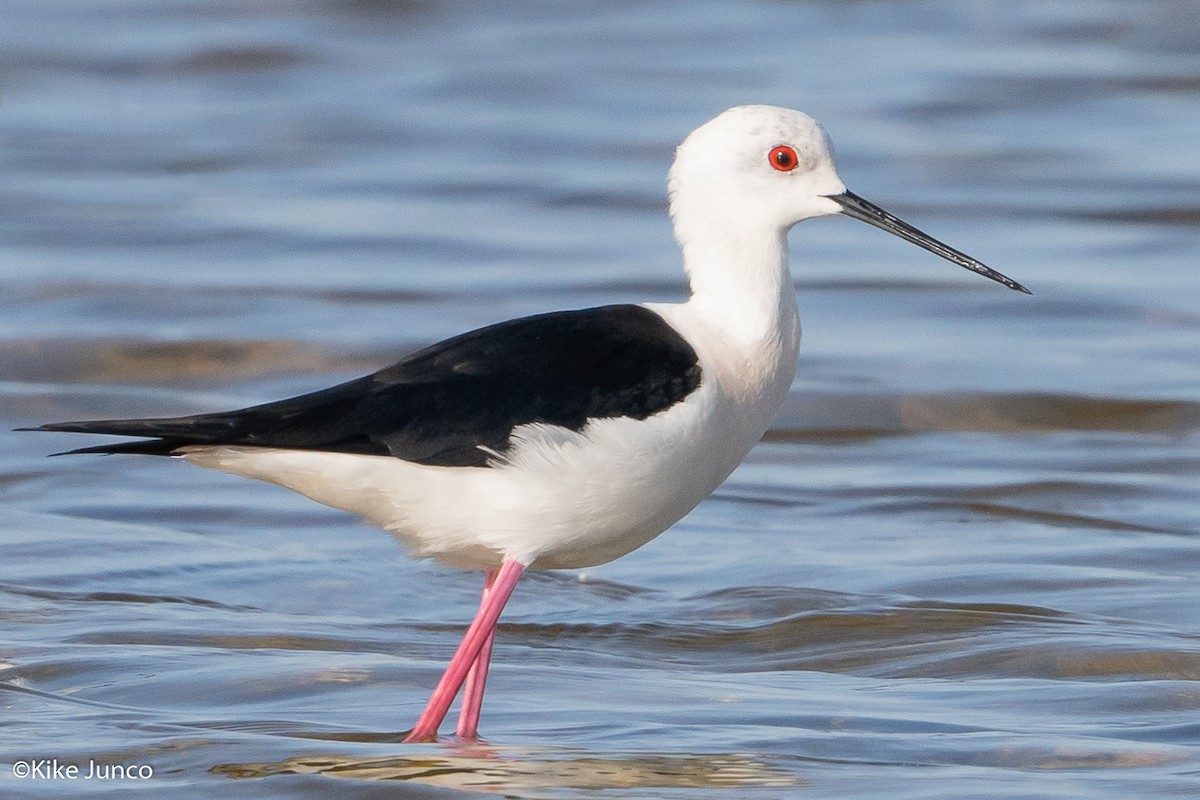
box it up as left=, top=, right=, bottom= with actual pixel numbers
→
left=827, top=190, right=1030, bottom=294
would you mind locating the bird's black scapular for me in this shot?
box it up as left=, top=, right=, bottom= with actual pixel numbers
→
left=32, top=305, right=703, bottom=468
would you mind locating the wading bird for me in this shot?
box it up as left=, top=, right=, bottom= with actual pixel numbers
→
left=27, top=105, right=1028, bottom=741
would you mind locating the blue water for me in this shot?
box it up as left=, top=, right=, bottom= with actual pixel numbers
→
left=3, top=1, right=1199, bottom=797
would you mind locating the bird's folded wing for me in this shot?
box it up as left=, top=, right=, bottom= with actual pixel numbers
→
left=30, top=304, right=702, bottom=468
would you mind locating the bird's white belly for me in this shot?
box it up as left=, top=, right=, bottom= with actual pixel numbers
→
left=180, top=380, right=757, bottom=571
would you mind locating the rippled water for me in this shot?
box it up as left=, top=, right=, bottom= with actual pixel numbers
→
left=3, top=1, right=1199, bottom=797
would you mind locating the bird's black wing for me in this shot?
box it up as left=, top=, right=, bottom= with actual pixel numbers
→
left=29, top=304, right=703, bottom=467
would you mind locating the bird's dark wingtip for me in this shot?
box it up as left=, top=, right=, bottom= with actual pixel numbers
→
left=49, top=439, right=183, bottom=457
left=18, top=423, right=184, bottom=457
left=16, top=422, right=103, bottom=434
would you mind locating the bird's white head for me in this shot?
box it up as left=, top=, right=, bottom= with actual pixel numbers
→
left=668, top=104, right=1030, bottom=294
left=668, top=105, right=846, bottom=236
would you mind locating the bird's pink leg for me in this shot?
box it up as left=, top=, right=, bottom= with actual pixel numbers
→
left=455, top=567, right=499, bottom=740
left=403, top=560, right=525, bottom=743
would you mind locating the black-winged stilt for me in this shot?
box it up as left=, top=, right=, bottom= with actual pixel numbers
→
left=26, top=105, right=1029, bottom=742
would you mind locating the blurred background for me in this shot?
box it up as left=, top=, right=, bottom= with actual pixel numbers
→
left=2, top=2, right=1198, bottom=798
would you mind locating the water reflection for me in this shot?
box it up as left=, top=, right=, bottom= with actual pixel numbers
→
left=213, top=748, right=796, bottom=792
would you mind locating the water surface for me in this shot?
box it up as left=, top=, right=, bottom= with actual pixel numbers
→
left=3, top=1, right=1199, bottom=797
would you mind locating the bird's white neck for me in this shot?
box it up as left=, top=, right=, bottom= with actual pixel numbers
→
left=683, top=227, right=794, bottom=337
left=667, top=216, right=801, bottom=408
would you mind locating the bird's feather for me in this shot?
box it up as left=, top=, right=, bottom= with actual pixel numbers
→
left=30, top=304, right=703, bottom=467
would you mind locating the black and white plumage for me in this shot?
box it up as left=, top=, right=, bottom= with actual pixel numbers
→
left=27, top=105, right=1027, bottom=742
left=39, top=304, right=703, bottom=467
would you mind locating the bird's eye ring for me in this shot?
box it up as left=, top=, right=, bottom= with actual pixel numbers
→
left=768, top=145, right=799, bottom=172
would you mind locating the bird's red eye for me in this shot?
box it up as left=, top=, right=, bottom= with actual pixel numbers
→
left=769, top=145, right=799, bottom=172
